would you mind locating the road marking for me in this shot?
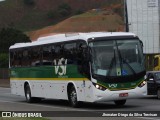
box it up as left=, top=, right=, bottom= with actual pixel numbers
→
left=137, top=117, right=160, bottom=120
left=0, top=100, right=160, bottom=119
left=0, top=99, right=80, bottom=111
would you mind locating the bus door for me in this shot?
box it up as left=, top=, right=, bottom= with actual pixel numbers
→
left=77, top=41, right=93, bottom=102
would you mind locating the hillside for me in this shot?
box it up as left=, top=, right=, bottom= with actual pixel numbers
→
left=28, top=8, right=125, bottom=41
left=0, top=0, right=124, bottom=32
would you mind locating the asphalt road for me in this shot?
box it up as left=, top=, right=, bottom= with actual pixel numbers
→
left=0, top=87, right=160, bottom=120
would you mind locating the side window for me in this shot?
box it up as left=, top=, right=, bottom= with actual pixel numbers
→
left=64, top=42, right=76, bottom=64
left=42, top=45, right=52, bottom=65
left=76, top=41, right=90, bottom=78
left=13, top=51, right=19, bottom=67
left=154, top=57, right=158, bottom=67
left=54, top=44, right=63, bottom=57
left=148, top=73, right=154, bottom=81
left=55, top=44, right=61, bottom=58
left=10, top=51, right=14, bottom=67
left=50, top=45, right=55, bottom=61
left=21, top=49, right=30, bottom=67
left=52, top=44, right=64, bottom=66
left=76, top=41, right=88, bottom=64
left=16, top=50, right=23, bottom=67
left=31, top=46, right=42, bottom=66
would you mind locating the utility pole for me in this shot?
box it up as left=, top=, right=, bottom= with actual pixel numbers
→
left=124, top=0, right=129, bottom=32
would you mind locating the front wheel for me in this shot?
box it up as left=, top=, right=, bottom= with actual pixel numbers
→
left=114, top=100, right=126, bottom=106
left=68, top=86, right=79, bottom=107
left=157, top=89, right=160, bottom=99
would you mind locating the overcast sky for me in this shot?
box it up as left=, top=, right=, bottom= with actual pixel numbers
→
left=0, top=0, right=5, bottom=2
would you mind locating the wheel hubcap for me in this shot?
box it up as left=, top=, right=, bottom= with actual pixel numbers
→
left=27, top=93, right=30, bottom=100
left=71, top=90, right=77, bottom=104
left=26, top=89, right=30, bottom=100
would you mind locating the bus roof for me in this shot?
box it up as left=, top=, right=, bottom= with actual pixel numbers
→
left=9, top=32, right=137, bottom=49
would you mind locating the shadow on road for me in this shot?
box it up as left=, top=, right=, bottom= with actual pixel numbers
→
left=140, top=95, right=157, bottom=100
left=24, top=99, right=141, bottom=110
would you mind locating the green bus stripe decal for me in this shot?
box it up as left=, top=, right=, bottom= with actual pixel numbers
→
left=10, top=78, right=89, bottom=81
left=97, top=77, right=144, bottom=91
left=10, top=65, right=85, bottom=79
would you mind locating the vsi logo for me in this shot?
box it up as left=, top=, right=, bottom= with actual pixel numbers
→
left=108, top=84, right=117, bottom=88
left=54, top=58, right=67, bottom=76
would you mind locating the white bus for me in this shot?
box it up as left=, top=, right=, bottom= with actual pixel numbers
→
left=10, top=32, right=147, bottom=107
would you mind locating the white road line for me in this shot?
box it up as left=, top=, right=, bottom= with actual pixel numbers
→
left=137, top=117, right=160, bottom=120
left=0, top=99, right=80, bottom=111
left=0, top=100, right=160, bottom=119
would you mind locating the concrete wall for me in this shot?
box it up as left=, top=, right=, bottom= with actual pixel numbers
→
left=126, top=0, right=160, bottom=54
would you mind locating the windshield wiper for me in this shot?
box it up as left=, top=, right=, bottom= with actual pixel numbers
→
left=122, top=59, right=136, bottom=75
left=116, top=41, right=136, bottom=76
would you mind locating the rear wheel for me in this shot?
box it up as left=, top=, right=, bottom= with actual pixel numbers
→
left=114, top=100, right=126, bottom=106
left=25, top=84, right=33, bottom=103
left=157, top=89, right=160, bottom=99
left=68, top=86, right=79, bottom=107
left=24, top=84, right=41, bottom=103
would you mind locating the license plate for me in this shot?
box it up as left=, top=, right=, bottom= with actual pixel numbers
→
left=119, top=93, right=128, bottom=97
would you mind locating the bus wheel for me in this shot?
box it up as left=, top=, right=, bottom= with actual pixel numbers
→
left=25, top=84, right=41, bottom=103
left=69, top=86, right=79, bottom=107
left=25, top=84, right=35, bottom=103
left=25, top=84, right=33, bottom=103
left=114, top=100, right=126, bottom=106
left=157, top=89, right=160, bottom=99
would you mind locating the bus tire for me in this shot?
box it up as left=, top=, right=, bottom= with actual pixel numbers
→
left=25, top=84, right=33, bottom=103
left=24, top=84, right=41, bottom=103
left=114, top=100, right=126, bottom=106
left=68, top=85, right=79, bottom=108
left=157, top=89, right=160, bottom=99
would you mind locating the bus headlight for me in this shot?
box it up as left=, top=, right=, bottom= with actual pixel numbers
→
left=138, top=81, right=146, bottom=88
left=93, top=83, right=107, bottom=91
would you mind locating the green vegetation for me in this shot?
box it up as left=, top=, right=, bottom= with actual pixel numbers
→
left=73, top=12, right=100, bottom=18
left=58, top=3, right=72, bottom=17
left=47, top=10, right=57, bottom=20
left=23, top=0, right=35, bottom=6
left=47, top=3, right=72, bottom=20
left=74, top=9, right=84, bottom=15
left=0, top=53, right=8, bottom=68
left=0, top=28, right=30, bottom=68
left=0, top=28, right=30, bottom=53
left=0, top=0, right=123, bottom=32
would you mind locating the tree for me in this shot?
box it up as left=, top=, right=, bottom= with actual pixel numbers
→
left=58, top=3, right=72, bottom=17
left=0, top=53, right=8, bottom=68
left=23, top=0, right=35, bottom=6
left=74, top=9, right=84, bottom=15
left=47, top=10, right=57, bottom=19
left=0, top=28, right=30, bottom=68
left=0, top=28, right=30, bottom=53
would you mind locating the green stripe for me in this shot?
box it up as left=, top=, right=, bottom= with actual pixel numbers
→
left=10, top=65, right=85, bottom=78
left=10, top=78, right=89, bottom=81
left=97, top=78, right=144, bottom=91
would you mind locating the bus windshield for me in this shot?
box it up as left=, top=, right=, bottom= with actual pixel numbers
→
left=89, top=39, right=145, bottom=77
